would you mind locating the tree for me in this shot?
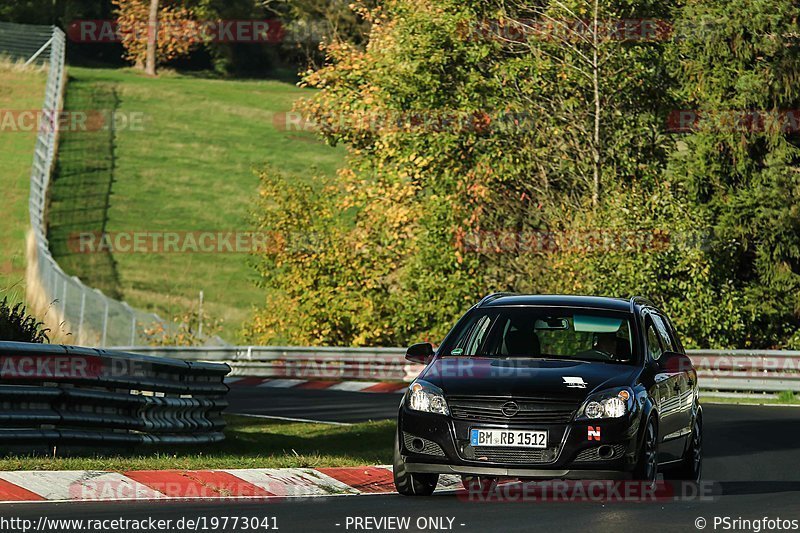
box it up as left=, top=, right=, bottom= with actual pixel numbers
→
left=666, top=0, right=800, bottom=347
left=145, top=0, right=159, bottom=75
left=249, top=0, right=800, bottom=349
left=493, top=0, right=673, bottom=207
left=248, top=0, right=675, bottom=346
left=112, top=0, right=198, bottom=73
left=281, top=0, right=376, bottom=68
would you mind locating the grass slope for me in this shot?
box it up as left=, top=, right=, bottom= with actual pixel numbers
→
left=0, top=416, right=395, bottom=471
left=49, top=67, right=343, bottom=341
left=0, top=60, right=46, bottom=305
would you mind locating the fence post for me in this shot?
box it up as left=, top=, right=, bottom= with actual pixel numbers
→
left=101, top=300, right=109, bottom=347
left=122, top=302, right=137, bottom=346
left=24, top=36, right=54, bottom=65
left=77, top=285, right=86, bottom=345
left=62, top=276, right=68, bottom=315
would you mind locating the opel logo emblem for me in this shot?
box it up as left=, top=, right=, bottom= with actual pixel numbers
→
left=501, top=401, right=519, bottom=417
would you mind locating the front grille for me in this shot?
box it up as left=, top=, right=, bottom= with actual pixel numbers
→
left=574, top=444, right=627, bottom=462
left=448, top=396, right=579, bottom=424
left=467, top=446, right=558, bottom=464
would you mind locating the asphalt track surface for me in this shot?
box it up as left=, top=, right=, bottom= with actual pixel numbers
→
left=5, top=390, right=800, bottom=533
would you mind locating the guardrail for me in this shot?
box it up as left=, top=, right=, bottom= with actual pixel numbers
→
left=689, top=350, right=800, bottom=395
left=0, top=342, right=230, bottom=451
left=119, top=346, right=800, bottom=398
left=122, top=346, right=418, bottom=381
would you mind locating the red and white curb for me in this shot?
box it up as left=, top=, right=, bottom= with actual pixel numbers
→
left=226, top=377, right=408, bottom=394
left=0, top=467, right=460, bottom=503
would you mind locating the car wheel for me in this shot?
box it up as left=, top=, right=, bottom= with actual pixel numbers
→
left=633, top=417, right=658, bottom=487
left=393, top=432, right=438, bottom=496
left=664, top=417, right=702, bottom=482
left=461, top=476, right=498, bottom=497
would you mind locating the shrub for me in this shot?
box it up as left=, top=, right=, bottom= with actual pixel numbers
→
left=0, top=297, right=49, bottom=343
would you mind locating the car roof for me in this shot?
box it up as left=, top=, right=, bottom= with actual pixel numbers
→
left=477, top=294, right=635, bottom=313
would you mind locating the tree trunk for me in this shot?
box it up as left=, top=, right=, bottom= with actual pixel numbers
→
left=591, top=0, right=601, bottom=207
left=145, top=0, right=159, bottom=76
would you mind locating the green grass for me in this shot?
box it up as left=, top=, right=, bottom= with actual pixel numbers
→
left=703, top=391, right=799, bottom=406
left=0, top=59, right=46, bottom=305
left=0, top=416, right=394, bottom=471
left=48, top=67, right=345, bottom=341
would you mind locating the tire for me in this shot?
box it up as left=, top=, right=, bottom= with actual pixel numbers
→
left=632, top=417, right=658, bottom=487
left=664, top=417, right=702, bottom=482
left=393, top=432, right=438, bottom=496
left=461, top=476, right=498, bottom=498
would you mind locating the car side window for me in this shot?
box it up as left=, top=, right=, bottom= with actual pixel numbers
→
left=645, top=320, right=663, bottom=362
left=451, top=313, right=494, bottom=355
left=466, top=315, right=493, bottom=355
left=651, top=314, right=675, bottom=352
left=663, top=315, right=685, bottom=353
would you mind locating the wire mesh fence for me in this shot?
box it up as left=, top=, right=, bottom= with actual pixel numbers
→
left=0, top=21, right=168, bottom=346
left=0, top=22, right=56, bottom=65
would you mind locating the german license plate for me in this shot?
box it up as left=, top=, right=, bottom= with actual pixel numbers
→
left=470, top=428, right=547, bottom=448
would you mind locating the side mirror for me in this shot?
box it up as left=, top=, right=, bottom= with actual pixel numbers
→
left=659, top=351, right=694, bottom=373
left=406, top=342, right=434, bottom=364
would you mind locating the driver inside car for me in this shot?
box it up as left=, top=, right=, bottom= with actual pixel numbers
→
left=579, top=332, right=631, bottom=362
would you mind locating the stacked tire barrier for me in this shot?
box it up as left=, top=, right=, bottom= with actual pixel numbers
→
left=0, top=342, right=230, bottom=451
left=122, top=346, right=800, bottom=398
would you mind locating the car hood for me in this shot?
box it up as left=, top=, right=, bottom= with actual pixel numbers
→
left=420, top=357, right=639, bottom=401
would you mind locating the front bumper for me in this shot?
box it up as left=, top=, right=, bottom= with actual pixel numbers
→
left=399, top=405, right=642, bottom=480
left=403, top=463, right=632, bottom=480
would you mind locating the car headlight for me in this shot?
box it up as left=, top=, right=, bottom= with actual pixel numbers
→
left=578, top=387, right=634, bottom=419
left=407, top=380, right=449, bottom=415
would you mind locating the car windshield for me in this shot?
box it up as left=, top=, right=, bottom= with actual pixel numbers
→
left=441, top=308, right=637, bottom=364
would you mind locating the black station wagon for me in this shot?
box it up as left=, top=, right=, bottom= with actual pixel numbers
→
left=394, top=294, right=702, bottom=495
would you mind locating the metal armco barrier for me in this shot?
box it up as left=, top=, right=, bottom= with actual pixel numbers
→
left=0, top=342, right=230, bottom=449
left=123, top=346, right=416, bottom=381
left=120, top=346, right=800, bottom=397
left=689, top=350, right=800, bottom=394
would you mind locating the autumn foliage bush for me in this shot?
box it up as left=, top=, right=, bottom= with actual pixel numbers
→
left=247, top=0, right=800, bottom=349
left=112, top=0, right=199, bottom=68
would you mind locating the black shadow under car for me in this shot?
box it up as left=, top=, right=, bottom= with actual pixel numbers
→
left=393, top=294, right=702, bottom=495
